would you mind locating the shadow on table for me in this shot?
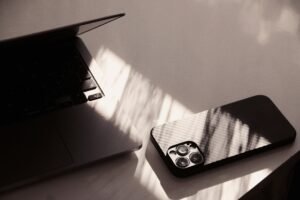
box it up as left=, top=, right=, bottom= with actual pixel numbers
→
left=0, top=153, right=160, bottom=200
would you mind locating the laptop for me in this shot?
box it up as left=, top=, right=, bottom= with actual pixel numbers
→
left=0, top=13, right=142, bottom=192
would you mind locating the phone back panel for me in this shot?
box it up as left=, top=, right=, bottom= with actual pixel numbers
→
left=151, top=95, right=296, bottom=166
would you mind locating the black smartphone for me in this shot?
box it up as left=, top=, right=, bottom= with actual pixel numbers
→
left=151, top=95, right=296, bottom=177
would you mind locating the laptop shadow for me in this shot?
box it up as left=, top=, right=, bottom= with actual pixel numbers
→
left=0, top=151, right=160, bottom=200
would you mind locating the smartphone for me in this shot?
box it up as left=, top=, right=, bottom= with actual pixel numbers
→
left=151, top=95, right=296, bottom=177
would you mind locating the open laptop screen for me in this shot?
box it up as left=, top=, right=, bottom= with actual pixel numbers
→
left=77, top=14, right=124, bottom=35
left=0, top=13, right=125, bottom=45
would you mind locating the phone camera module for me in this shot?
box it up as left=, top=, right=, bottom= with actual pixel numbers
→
left=175, top=157, right=190, bottom=168
left=176, top=145, right=189, bottom=156
left=168, top=141, right=205, bottom=170
left=189, top=152, right=204, bottom=164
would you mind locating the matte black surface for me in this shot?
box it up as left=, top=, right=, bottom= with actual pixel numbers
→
left=151, top=95, right=296, bottom=176
left=0, top=41, right=94, bottom=124
left=0, top=116, right=73, bottom=190
left=240, top=151, right=300, bottom=200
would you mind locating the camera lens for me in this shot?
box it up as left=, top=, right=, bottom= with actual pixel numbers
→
left=175, top=157, right=190, bottom=168
left=189, top=152, right=204, bottom=164
left=176, top=145, right=189, bottom=156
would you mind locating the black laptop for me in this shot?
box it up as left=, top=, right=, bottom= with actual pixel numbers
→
left=0, top=13, right=142, bottom=192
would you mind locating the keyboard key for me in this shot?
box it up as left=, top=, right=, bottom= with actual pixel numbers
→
left=84, top=72, right=92, bottom=80
left=88, top=93, right=103, bottom=101
left=81, top=79, right=97, bottom=92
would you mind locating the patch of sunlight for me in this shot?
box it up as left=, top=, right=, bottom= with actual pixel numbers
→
left=134, top=160, right=169, bottom=200
left=181, top=168, right=271, bottom=200
left=91, top=47, right=192, bottom=142
left=257, top=20, right=271, bottom=45
left=239, top=0, right=299, bottom=45
left=93, top=47, right=132, bottom=120
left=220, top=168, right=271, bottom=200
left=190, top=0, right=299, bottom=45
left=193, top=0, right=233, bottom=7
left=247, top=167, right=271, bottom=190
left=151, top=110, right=208, bottom=154
left=155, top=94, right=193, bottom=126
left=89, top=47, right=192, bottom=199
left=181, top=183, right=223, bottom=200
left=276, top=7, right=299, bottom=34
left=228, top=113, right=270, bottom=157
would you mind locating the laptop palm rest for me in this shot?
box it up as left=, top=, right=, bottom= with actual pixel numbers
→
left=0, top=116, right=73, bottom=190
left=0, top=103, right=140, bottom=191
left=55, top=103, right=139, bottom=164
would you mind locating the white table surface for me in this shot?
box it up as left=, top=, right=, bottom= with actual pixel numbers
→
left=1, top=0, right=300, bottom=199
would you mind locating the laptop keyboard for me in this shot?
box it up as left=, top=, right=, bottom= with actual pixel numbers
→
left=1, top=42, right=103, bottom=124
